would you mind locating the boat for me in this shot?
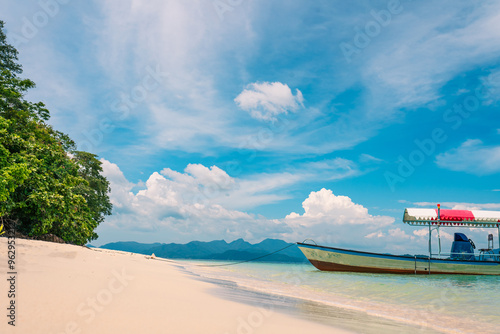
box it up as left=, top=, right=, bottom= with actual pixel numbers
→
left=297, top=205, right=500, bottom=275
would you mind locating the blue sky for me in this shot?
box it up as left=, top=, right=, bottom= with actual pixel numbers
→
left=2, top=0, right=500, bottom=252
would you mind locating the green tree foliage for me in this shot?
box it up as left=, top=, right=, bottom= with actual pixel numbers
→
left=0, top=21, right=112, bottom=244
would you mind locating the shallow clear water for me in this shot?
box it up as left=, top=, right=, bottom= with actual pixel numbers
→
left=181, top=261, right=500, bottom=334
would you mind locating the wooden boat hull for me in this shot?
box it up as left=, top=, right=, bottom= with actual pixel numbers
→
left=297, top=243, right=500, bottom=275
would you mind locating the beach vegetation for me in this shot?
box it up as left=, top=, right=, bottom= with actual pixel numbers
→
left=0, top=20, right=112, bottom=245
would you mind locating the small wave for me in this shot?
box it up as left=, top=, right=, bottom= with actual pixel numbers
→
left=182, top=261, right=500, bottom=334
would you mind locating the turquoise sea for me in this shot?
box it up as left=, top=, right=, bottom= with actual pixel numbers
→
left=181, top=261, right=500, bottom=334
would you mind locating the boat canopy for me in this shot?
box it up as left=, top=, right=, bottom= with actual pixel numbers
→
left=403, top=208, right=500, bottom=227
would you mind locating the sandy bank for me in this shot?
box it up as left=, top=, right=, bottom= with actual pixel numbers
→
left=0, top=238, right=349, bottom=334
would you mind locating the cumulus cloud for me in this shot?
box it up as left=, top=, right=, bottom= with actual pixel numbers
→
left=98, top=162, right=458, bottom=253
left=104, top=160, right=487, bottom=254
left=287, top=189, right=367, bottom=221
left=235, top=82, right=304, bottom=121
left=100, top=159, right=135, bottom=210
left=99, top=159, right=488, bottom=255
left=98, top=161, right=399, bottom=247
left=99, top=159, right=298, bottom=242
left=159, top=164, right=236, bottom=202
left=435, top=139, right=500, bottom=175
left=283, top=189, right=394, bottom=248
left=285, top=189, right=392, bottom=224
left=388, top=228, right=413, bottom=240
left=281, top=190, right=462, bottom=253
left=413, top=229, right=428, bottom=237
left=413, top=228, right=454, bottom=244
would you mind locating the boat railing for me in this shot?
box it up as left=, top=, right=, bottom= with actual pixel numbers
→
left=429, top=251, right=500, bottom=262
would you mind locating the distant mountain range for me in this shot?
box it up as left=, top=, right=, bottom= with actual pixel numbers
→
left=96, top=238, right=307, bottom=263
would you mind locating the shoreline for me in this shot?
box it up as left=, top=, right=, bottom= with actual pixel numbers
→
left=0, top=238, right=349, bottom=334
left=180, top=260, right=499, bottom=334
left=181, top=262, right=447, bottom=334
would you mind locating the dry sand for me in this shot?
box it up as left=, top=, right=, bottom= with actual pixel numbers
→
left=0, top=238, right=351, bottom=334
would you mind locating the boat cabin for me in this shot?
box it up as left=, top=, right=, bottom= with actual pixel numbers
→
left=403, top=205, right=500, bottom=262
left=450, top=232, right=475, bottom=261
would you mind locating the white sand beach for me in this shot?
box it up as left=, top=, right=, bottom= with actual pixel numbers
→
left=0, top=238, right=350, bottom=334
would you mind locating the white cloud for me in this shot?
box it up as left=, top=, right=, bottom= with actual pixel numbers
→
left=482, top=69, right=500, bottom=104
left=388, top=228, right=413, bottom=240
left=219, top=173, right=299, bottom=210
left=1, top=5, right=101, bottom=150
left=87, top=2, right=360, bottom=157
left=283, top=189, right=395, bottom=247
left=435, top=139, right=500, bottom=175
left=5, top=1, right=500, bottom=160
left=235, top=82, right=304, bottom=121
left=160, top=165, right=297, bottom=211
left=178, top=164, right=235, bottom=191
left=450, top=203, right=500, bottom=211
left=100, top=159, right=291, bottom=241
left=99, top=161, right=470, bottom=253
left=363, top=2, right=500, bottom=109
left=414, top=201, right=500, bottom=210
left=413, top=228, right=453, bottom=242
left=440, top=231, right=454, bottom=242
left=286, top=189, right=372, bottom=222
left=217, top=158, right=366, bottom=210
left=99, top=159, right=135, bottom=210
left=359, top=154, right=383, bottom=164
left=301, top=158, right=361, bottom=181
left=100, top=159, right=369, bottom=243
left=281, top=190, right=479, bottom=252
left=86, top=0, right=263, bottom=155
left=99, top=162, right=397, bottom=246
left=81, top=1, right=500, bottom=160
left=365, top=231, right=385, bottom=239
left=413, top=229, right=428, bottom=237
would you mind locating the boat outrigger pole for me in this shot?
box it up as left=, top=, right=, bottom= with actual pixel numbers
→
left=437, top=204, right=441, bottom=257
left=428, top=204, right=442, bottom=260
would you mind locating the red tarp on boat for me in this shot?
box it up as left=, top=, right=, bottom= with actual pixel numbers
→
left=404, top=208, right=500, bottom=225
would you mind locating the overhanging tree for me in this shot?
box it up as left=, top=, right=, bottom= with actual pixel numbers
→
left=0, top=20, right=112, bottom=244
